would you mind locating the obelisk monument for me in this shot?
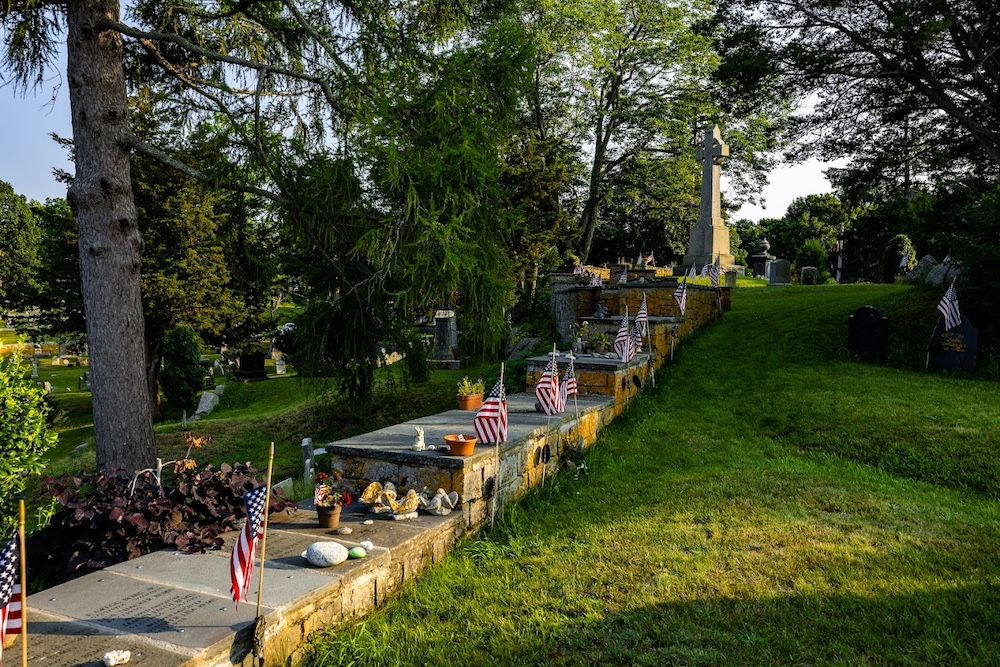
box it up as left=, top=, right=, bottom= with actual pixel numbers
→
left=683, top=124, right=734, bottom=270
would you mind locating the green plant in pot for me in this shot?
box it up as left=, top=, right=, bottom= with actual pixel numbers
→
left=314, top=471, right=352, bottom=529
left=456, top=376, right=485, bottom=411
left=590, top=331, right=610, bottom=354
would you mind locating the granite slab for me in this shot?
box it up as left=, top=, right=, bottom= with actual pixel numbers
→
left=28, top=571, right=270, bottom=650
left=26, top=611, right=191, bottom=666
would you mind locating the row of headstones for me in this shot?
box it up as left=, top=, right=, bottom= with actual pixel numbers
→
left=849, top=305, right=977, bottom=372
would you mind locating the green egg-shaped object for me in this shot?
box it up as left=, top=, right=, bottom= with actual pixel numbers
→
left=348, top=546, right=367, bottom=559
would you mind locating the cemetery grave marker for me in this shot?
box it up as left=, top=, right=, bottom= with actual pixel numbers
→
left=927, top=318, right=978, bottom=373
left=848, top=305, right=888, bottom=363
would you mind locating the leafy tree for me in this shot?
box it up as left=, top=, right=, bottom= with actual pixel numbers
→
left=739, top=0, right=1000, bottom=166
left=760, top=194, right=848, bottom=260
left=0, top=180, right=40, bottom=309
left=795, top=238, right=829, bottom=281
left=159, top=327, right=203, bottom=411
left=0, top=355, right=57, bottom=536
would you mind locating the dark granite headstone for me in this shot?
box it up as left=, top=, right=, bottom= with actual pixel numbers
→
left=235, top=350, right=268, bottom=381
left=848, top=305, right=888, bottom=362
left=928, top=318, right=977, bottom=373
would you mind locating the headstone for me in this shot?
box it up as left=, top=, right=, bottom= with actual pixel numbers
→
left=906, top=254, right=937, bottom=285
left=189, top=391, right=219, bottom=420
left=768, top=259, right=791, bottom=285
left=30, top=357, right=38, bottom=379
left=848, top=305, right=888, bottom=363
left=42, top=381, right=52, bottom=394
left=434, top=310, right=458, bottom=360
left=235, top=351, right=267, bottom=381
left=800, top=266, right=818, bottom=285
left=928, top=318, right=977, bottom=373
left=683, top=124, right=734, bottom=269
left=749, top=238, right=775, bottom=278
left=275, top=357, right=287, bottom=375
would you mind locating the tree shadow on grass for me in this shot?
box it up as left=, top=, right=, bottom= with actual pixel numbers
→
left=468, top=584, right=1000, bottom=667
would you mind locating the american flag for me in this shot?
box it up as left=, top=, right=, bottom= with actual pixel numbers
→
left=938, top=278, right=962, bottom=331
left=0, top=536, right=21, bottom=662
left=635, top=293, right=649, bottom=337
left=699, top=263, right=710, bottom=278
left=673, top=279, right=688, bottom=316
left=619, top=266, right=628, bottom=285
left=687, top=265, right=697, bottom=280
left=230, top=486, right=268, bottom=607
left=474, top=377, right=508, bottom=443
left=573, top=264, right=583, bottom=275
left=534, top=350, right=561, bottom=415
left=629, top=324, right=642, bottom=359
left=898, top=251, right=910, bottom=271
left=557, top=355, right=578, bottom=412
left=614, top=309, right=632, bottom=361
left=588, top=274, right=603, bottom=287
left=709, top=257, right=721, bottom=288
left=635, top=253, right=643, bottom=266
left=646, top=252, right=655, bottom=266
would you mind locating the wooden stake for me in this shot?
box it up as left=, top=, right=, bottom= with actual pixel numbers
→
left=490, top=364, right=505, bottom=529
left=17, top=500, right=27, bottom=667
left=254, top=443, right=275, bottom=621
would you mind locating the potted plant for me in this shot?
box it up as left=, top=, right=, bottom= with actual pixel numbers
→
left=590, top=331, right=610, bottom=354
left=456, top=376, right=485, bottom=411
left=314, top=471, right=352, bottom=529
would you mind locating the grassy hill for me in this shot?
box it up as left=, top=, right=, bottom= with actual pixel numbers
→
left=306, top=284, right=1000, bottom=666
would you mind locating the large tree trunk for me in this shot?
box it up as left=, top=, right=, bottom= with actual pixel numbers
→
left=578, top=121, right=608, bottom=264
left=66, top=0, right=156, bottom=474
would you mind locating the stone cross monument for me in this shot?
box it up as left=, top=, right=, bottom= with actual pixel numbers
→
left=683, top=124, right=734, bottom=270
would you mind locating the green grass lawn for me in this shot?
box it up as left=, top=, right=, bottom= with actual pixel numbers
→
left=306, top=285, right=1000, bottom=666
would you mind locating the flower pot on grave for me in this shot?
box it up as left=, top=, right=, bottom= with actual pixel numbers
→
left=444, top=434, right=477, bottom=457
left=317, top=504, right=342, bottom=529
left=593, top=342, right=607, bottom=354
left=457, top=393, right=483, bottom=411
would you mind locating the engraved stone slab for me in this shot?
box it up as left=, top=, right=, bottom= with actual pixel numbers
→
left=106, top=549, right=336, bottom=608
left=28, top=572, right=270, bottom=649
left=27, top=611, right=188, bottom=667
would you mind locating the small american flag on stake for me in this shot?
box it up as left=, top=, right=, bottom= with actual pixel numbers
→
left=0, top=536, right=20, bottom=662
left=534, top=348, right=561, bottom=415
left=937, top=278, right=962, bottom=331
left=700, top=263, right=710, bottom=278
left=635, top=293, right=649, bottom=337
left=619, top=266, right=628, bottom=285
left=614, top=308, right=631, bottom=361
left=474, top=377, right=508, bottom=443
left=557, top=356, right=578, bottom=412
left=687, top=265, right=697, bottom=280
left=629, top=324, right=642, bottom=359
left=230, top=486, right=268, bottom=607
left=673, top=278, right=688, bottom=316
left=709, top=257, right=721, bottom=288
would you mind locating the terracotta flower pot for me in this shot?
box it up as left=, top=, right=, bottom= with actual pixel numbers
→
left=443, top=434, right=478, bottom=457
left=317, top=504, right=342, bottom=529
left=594, top=342, right=607, bottom=354
left=457, top=393, right=483, bottom=411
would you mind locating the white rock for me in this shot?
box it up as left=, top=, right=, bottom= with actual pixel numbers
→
left=362, top=519, right=374, bottom=525
left=360, top=540, right=374, bottom=550
left=103, top=650, right=131, bottom=666
left=302, top=541, right=349, bottom=567
left=337, top=527, right=353, bottom=535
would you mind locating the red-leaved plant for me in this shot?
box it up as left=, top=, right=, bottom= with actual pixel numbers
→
left=31, top=462, right=294, bottom=581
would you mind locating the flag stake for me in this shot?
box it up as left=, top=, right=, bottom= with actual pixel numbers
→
left=542, top=344, right=557, bottom=488
left=18, top=500, right=27, bottom=667
left=490, top=363, right=505, bottom=529
left=252, top=442, right=275, bottom=659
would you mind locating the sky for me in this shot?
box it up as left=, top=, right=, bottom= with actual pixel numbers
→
left=1, top=77, right=838, bottom=221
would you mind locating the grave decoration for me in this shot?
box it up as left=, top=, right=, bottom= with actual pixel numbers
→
left=411, top=426, right=426, bottom=451
left=456, top=376, right=485, bottom=411
left=313, top=471, right=352, bottom=529
left=848, top=305, right=888, bottom=363
left=419, top=488, right=461, bottom=516
left=359, top=482, right=420, bottom=520
left=443, top=433, right=478, bottom=456
left=229, top=442, right=274, bottom=663
left=0, top=500, right=28, bottom=667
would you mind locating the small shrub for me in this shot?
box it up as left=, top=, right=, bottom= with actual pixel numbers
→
left=161, top=326, right=204, bottom=410
left=882, top=234, right=916, bottom=282
left=0, top=354, right=58, bottom=536
left=456, top=376, right=485, bottom=396
left=30, top=462, right=293, bottom=581
left=403, top=331, right=430, bottom=384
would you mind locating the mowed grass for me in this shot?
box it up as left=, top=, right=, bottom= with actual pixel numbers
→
left=306, top=285, right=1000, bottom=666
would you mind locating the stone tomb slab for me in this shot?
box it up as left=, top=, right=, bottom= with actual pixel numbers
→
left=28, top=571, right=270, bottom=650
left=105, top=547, right=336, bottom=609
left=269, top=507, right=463, bottom=553
left=27, top=611, right=189, bottom=666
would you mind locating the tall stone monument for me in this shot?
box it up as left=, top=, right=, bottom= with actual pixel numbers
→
left=683, top=124, right=734, bottom=270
